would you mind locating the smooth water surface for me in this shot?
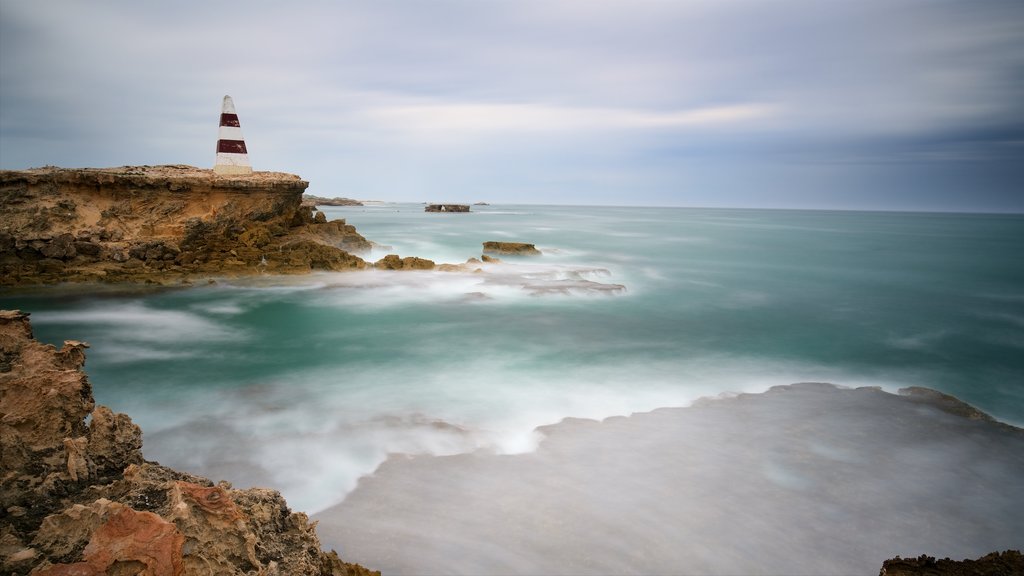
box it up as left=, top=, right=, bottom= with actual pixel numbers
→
left=3, top=205, right=1023, bottom=516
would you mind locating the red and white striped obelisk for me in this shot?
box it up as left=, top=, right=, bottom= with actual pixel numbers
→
left=214, top=95, right=252, bottom=175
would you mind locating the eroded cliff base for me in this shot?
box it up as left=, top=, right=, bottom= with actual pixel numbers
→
left=0, top=310, right=377, bottom=575
left=0, top=166, right=370, bottom=287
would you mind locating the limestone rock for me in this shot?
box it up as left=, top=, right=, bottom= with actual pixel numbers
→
left=0, top=166, right=370, bottom=286
left=482, top=241, right=541, bottom=256
left=0, top=310, right=378, bottom=576
left=374, top=254, right=436, bottom=270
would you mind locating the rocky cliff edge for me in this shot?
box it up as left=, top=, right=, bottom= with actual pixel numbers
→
left=0, top=166, right=371, bottom=287
left=0, top=310, right=378, bottom=575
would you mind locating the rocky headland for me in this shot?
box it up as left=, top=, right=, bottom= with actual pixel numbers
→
left=0, top=166, right=371, bottom=287
left=302, top=195, right=363, bottom=207
left=0, top=309, right=378, bottom=575
left=424, top=204, right=469, bottom=213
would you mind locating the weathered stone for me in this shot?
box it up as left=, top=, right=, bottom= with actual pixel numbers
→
left=0, top=166, right=371, bottom=286
left=424, top=204, right=470, bottom=213
left=374, top=254, right=435, bottom=270
left=39, top=233, right=77, bottom=260
left=482, top=241, right=541, bottom=256
left=0, top=311, right=379, bottom=576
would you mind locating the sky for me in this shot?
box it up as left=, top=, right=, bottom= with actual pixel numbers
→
left=1, top=1, right=1022, bottom=211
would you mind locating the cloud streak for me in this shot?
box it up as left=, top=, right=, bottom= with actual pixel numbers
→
left=1, top=0, right=1021, bottom=210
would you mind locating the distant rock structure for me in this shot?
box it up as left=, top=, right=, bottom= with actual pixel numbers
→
left=482, top=241, right=541, bottom=256
left=0, top=165, right=371, bottom=286
left=425, top=204, right=470, bottom=213
left=214, top=95, right=252, bottom=176
left=303, top=194, right=364, bottom=207
left=0, top=310, right=378, bottom=576
left=879, top=550, right=1022, bottom=575
left=473, top=202, right=490, bottom=206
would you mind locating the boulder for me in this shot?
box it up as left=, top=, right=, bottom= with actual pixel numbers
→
left=374, top=254, right=436, bottom=270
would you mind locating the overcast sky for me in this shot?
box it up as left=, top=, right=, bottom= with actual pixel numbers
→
left=2, top=1, right=1022, bottom=211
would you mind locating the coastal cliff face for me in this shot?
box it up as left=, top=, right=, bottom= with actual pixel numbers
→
left=0, top=310, right=377, bottom=575
left=0, top=166, right=371, bottom=286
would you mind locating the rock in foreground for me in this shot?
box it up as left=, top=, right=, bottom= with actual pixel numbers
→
left=0, top=310, right=377, bottom=576
left=0, top=165, right=371, bottom=287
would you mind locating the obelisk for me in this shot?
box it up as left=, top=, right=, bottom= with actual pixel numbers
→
left=214, top=95, right=253, bottom=175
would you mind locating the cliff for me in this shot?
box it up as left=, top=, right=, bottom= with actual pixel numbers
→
left=0, top=310, right=378, bottom=575
left=0, top=166, right=371, bottom=287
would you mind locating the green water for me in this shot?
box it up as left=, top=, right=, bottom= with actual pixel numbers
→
left=3, top=205, right=1022, bottom=512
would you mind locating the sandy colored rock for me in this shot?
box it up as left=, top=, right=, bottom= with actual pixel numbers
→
left=0, top=165, right=371, bottom=286
left=0, top=310, right=377, bottom=576
left=482, top=241, right=541, bottom=255
left=373, top=254, right=435, bottom=270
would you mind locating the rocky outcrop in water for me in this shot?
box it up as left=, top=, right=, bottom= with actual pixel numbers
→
left=0, top=310, right=377, bottom=576
left=482, top=241, right=541, bottom=256
left=0, top=166, right=371, bottom=287
left=373, top=254, right=436, bottom=270
left=880, top=550, right=1023, bottom=575
left=424, top=204, right=469, bottom=213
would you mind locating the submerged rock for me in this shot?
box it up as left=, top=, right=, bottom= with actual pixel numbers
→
left=0, top=310, right=377, bottom=576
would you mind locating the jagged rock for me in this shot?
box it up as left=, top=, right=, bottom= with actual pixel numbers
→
left=0, top=310, right=378, bottom=576
left=374, top=254, right=435, bottom=270
left=482, top=241, right=541, bottom=255
left=39, top=234, right=76, bottom=260
left=0, top=166, right=370, bottom=286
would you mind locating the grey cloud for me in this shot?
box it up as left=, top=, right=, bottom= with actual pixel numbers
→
left=1, top=0, right=1021, bottom=210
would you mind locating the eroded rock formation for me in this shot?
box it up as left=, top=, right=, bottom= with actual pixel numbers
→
left=424, top=204, right=469, bottom=213
left=0, top=166, right=371, bottom=286
left=880, top=550, right=1023, bottom=575
left=0, top=310, right=377, bottom=576
left=482, top=241, right=541, bottom=256
left=373, top=254, right=436, bottom=270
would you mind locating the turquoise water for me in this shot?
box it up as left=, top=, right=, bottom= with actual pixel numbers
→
left=3, top=205, right=1023, bottom=513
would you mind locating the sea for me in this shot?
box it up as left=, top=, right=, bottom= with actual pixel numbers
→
left=3, top=205, right=1023, bottom=573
